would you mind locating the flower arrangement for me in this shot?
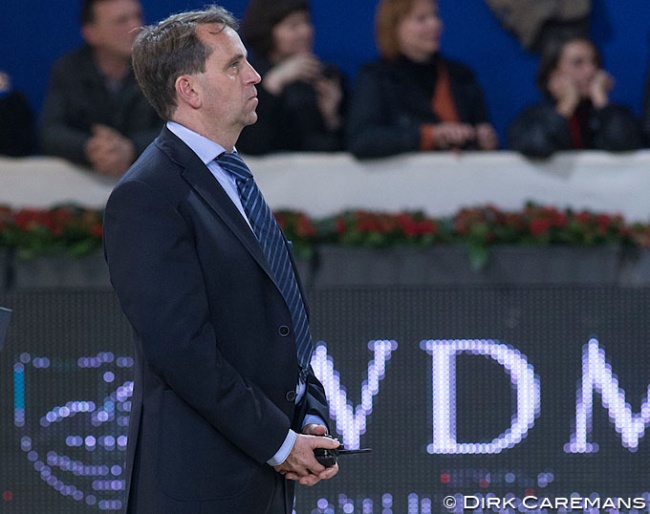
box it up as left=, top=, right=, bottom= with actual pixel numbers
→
left=0, top=204, right=103, bottom=260
left=273, top=210, right=319, bottom=258
left=310, top=203, right=650, bottom=267
left=320, top=210, right=454, bottom=248
left=1, top=203, right=649, bottom=264
left=448, top=203, right=648, bottom=267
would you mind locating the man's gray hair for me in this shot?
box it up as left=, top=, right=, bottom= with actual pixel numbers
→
left=132, top=5, right=238, bottom=120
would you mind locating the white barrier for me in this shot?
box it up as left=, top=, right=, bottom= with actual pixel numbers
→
left=2, top=150, right=650, bottom=221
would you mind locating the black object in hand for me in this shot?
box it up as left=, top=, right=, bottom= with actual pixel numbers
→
left=314, top=436, right=372, bottom=467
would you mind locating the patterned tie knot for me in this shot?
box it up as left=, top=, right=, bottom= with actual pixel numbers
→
left=218, top=151, right=252, bottom=182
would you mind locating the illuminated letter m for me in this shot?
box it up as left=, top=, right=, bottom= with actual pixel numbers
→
left=566, top=338, right=650, bottom=453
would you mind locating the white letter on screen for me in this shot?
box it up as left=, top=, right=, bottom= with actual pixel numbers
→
left=310, top=340, right=397, bottom=449
left=565, top=338, right=650, bottom=453
left=421, top=339, right=540, bottom=454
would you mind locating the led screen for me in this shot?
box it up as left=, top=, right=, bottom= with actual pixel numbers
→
left=1, top=288, right=649, bottom=513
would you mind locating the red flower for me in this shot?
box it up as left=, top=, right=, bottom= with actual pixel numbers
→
left=551, top=212, right=567, bottom=228
left=90, top=224, right=103, bottom=238
left=575, top=211, right=592, bottom=224
left=274, top=213, right=286, bottom=230
left=296, top=214, right=316, bottom=237
left=13, top=209, right=56, bottom=232
left=417, top=219, right=438, bottom=235
left=397, top=213, right=419, bottom=237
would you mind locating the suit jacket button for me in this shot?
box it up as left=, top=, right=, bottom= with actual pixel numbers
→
left=278, top=325, right=290, bottom=336
left=285, top=390, right=296, bottom=402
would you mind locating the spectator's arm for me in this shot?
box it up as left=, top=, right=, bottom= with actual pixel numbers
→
left=39, top=62, right=90, bottom=165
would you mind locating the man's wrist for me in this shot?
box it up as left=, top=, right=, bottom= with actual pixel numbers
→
left=267, top=429, right=297, bottom=466
left=302, top=423, right=324, bottom=434
left=302, top=414, right=328, bottom=434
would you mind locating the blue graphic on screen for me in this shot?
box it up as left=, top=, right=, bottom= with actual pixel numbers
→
left=13, top=352, right=133, bottom=511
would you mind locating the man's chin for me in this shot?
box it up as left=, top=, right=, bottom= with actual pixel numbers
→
left=244, top=112, right=258, bottom=127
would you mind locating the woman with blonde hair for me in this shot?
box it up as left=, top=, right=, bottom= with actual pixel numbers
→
left=346, top=0, right=497, bottom=158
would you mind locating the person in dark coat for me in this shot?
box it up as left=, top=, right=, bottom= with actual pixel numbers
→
left=346, top=0, right=498, bottom=159
left=39, top=0, right=162, bottom=176
left=507, top=35, right=644, bottom=158
left=0, top=71, right=35, bottom=157
left=642, top=62, right=650, bottom=146
left=237, top=0, right=346, bottom=155
left=103, top=6, right=339, bottom=513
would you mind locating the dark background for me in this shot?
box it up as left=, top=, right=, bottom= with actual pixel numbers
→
left=1, top=286, right=649, bottom=513
left=2, top=0, right=650, bottom=147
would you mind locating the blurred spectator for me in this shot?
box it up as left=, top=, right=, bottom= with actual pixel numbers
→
left=237, top=0, right=346, bottom=155
left=346, top=0, right=497, bottom=159
left=0, top=71, right=35, bottom=157
left=643, top=63, right=650, bottom=146
left=508, top=36, right=644, bottom=158
left=39, top=0, right=161, bottom=177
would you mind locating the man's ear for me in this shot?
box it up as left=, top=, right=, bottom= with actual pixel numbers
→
left=81, top=24, right=98, bottom=46
left=175, top=75, right=201, bottom=109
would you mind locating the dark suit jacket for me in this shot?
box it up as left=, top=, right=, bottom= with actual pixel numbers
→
left=103, top=127, right=329, bottom=513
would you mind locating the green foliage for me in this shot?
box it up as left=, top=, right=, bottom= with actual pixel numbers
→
left=1, top=203, right=649, bottom=262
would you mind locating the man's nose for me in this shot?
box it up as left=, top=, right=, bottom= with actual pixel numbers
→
left=246, top=63, right=262, bottom=84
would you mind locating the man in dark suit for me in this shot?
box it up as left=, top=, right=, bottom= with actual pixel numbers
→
left=103, top=6, right=339, bottom=513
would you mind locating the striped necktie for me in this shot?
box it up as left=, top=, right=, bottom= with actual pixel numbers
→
left=217, top=151, right=313, bottom=377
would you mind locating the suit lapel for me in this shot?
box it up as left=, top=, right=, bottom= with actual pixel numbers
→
left=156, top=129, right=278, bottom=287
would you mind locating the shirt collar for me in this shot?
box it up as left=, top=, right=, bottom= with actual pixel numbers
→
left=166, top=121, right=229, bottom=164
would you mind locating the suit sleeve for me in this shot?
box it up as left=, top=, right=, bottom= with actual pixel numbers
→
left=304, top=369, right=330, bottom=429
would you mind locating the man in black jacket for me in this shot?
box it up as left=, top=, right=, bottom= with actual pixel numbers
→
left=39, top=0, right=162, bottom=176
left=103, top=6, right=339, bottom=513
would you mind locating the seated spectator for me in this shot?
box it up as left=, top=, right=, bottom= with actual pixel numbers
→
left=642, top=63, right=650, bottom=146
left=346, top=0, right=498, bottom=159
left=237, top=0, right=346, bottom=155
left=39, top=0, right=162, bottom=177
left=0, top=71, right=35, bottom=157
left=508, top=35, right=644, bottom=158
